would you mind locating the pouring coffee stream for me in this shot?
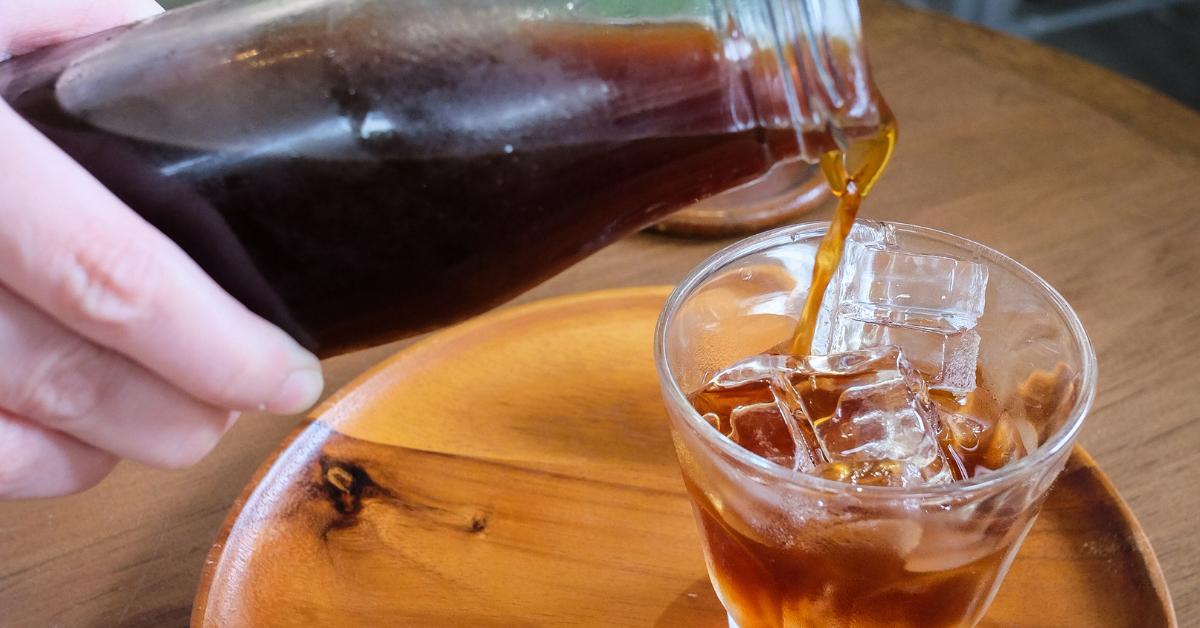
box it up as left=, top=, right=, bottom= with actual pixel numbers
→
left=790, top=109, right=898, bottom=355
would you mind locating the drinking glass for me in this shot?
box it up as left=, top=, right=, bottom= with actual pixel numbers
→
left=654, top=221, right=1097, bottom=628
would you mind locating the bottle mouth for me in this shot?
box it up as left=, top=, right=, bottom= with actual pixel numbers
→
left=721, top=0, right=885, bottom=160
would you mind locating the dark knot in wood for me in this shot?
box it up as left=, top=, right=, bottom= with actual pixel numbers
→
left=318, top=457, right=377, bottom=519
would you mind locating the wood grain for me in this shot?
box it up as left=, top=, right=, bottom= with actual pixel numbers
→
left=2, top=2, right=1197, bottom=626
left=191, top=288, right=1173, bottom=628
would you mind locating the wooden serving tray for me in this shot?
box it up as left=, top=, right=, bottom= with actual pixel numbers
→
left=192, top=287, right=1176, bottom=628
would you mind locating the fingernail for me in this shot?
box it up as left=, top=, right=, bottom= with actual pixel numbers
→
left=284, top=335, right=322, bottom=372
left=266, top=368, right=325, bottom=414
left=135, top=2, right=166, bottom=20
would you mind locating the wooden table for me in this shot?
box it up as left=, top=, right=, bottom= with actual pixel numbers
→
left=2, top=2, right=1197, bottom=626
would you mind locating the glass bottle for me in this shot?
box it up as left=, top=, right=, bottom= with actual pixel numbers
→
left=0, top=0, right=887, bottom=357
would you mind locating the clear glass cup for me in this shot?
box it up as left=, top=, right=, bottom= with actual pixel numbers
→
left=654, top=222, right=1097, bottom=628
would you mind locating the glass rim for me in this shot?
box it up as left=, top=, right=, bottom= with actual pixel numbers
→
left=654, top=220, right=1099, bottom=500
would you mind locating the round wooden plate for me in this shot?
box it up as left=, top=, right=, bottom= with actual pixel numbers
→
left=193, top=287, right=1176, bottom=628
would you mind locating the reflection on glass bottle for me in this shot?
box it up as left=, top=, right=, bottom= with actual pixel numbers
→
left=652, top=158, right=832, bottom=236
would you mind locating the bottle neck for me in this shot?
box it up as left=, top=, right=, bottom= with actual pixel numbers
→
left=721, top=0, right=884, bottom=162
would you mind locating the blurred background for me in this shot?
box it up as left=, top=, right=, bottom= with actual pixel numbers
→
left=894, top=0, right=1200, bottom=110
left=155, top=0, right=1199, bottom=112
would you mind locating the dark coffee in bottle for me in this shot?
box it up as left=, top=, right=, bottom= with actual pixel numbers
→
left=1, top=0, right=885, bottom=356
left=4, top=18, right=813, bottom=355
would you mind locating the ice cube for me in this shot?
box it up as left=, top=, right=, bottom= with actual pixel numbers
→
left=800, top=346, right=954, bottom=486
left=689, top=346, right=954, bottom=486
left=728, top=402, right=797, bottom=468
left=690, top=354, right=818, bottom=473
left=931, top=375, right=1039, bottom=479
left=938, top=408, right=1032, bottom=477
left=812, top=222, right=988, bottom=396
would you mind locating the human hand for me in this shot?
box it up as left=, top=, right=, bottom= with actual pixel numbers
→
left=0, top=0, right=325, bottom=499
